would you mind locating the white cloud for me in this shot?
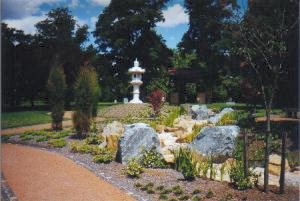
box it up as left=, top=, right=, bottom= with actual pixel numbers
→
left=70, top=0, right=79, bottom=7
left=74, top=16, right=88, bottom=26
left=157, top=4, right=189, bottom=28
left=1, top=0, right=63, bottom=19
left=3, top=15, right=46, bottom=34
left=89, top=0, right=110, bottom=6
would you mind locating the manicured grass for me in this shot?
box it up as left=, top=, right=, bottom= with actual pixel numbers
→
left=2, top=111, right=52, bottom=129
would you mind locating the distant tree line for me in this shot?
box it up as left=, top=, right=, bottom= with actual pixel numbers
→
left=1, top=0, right=298, bottom=110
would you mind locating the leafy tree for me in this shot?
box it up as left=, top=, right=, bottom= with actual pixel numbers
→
left=36, top=7, right=89, bottom=106
left=73, top=63, right=100, bottom=137
left=171, top=49, right=196, bottom=69
left=179, top=0, right=238, bottom=100
left=233, top=0, right=298, bottom=192
left=47, top=64, right=66, bottom=130
left=93, top=0, right=172, bottom=100
left=147, top=89, right=166, bottom=116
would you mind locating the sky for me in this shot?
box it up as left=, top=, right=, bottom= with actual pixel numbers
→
left=2, top=0, right=248, bottom=49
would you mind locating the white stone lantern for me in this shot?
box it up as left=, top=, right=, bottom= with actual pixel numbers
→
left=128, top=59, right=145, bottom=104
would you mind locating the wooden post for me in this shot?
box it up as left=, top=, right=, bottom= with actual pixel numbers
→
left=279, top=132, right=287, bottom=194
left=243, top=131, right=248, bottom=177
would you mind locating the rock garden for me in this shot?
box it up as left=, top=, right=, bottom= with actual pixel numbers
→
left=2, top=102, right=300, bottom=201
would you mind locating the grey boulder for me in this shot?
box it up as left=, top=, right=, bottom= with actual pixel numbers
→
left=116, top=123, right=161, bottom=164
left=191, top=105, right=211, bottom=120
left=189, top=125, right=240, bottom=156
left=209, top=107, right=234, bottom=124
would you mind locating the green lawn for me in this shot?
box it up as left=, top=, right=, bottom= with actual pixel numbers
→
left=1, top=111, right=52, bottom=129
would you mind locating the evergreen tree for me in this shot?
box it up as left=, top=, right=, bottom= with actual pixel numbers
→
left=47, top=65, right=67, bottom=130
left=73, top=63, right=100, bottom=137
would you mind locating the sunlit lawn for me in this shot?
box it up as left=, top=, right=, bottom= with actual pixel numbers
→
left=2, top=111, right=52, bottom=129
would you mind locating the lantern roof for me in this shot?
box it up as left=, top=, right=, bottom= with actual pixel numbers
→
left=128, top=59, right=145, bottom=74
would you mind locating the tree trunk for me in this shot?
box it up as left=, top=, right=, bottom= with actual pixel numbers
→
left=244, top=131, right=248, bottom=177
left=264, top=108, right=271, bottom=192
left=279, top=132, right=287, bottom=194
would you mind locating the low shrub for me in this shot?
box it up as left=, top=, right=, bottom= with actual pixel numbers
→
left=229, top=161, right=252, bottom=190
left=20, top=133, right=34, bottom=141
left=156, top=185, right=165, bottom=191
left=140, top=147, right=167, bottom=168
left=178, top=195, right=190, bottom=200
left=168, top=197, right=178, bottom=201
left=161, top=188, right=172, bottom=194
left=148, top=89, right=166, bottom=116
left=126, top=159, right=144, bottom=178
left=159, top=193, right=168, bottom=200
left=287, top=151, right=300, bottom=171
left=1, top=135, right=10, bottom=142
left=216, top=112, right=237, bottom=126
left=192, top=189, right=201, bottom=195
left=93, top=152, right=114, bottom=164
left=173, top=148, right=197, bottom=181
left=49, top=138, right=66, bottom=148
left=206, top=189, right=214, bottom=198
left=51, top=130, right=71, bottom=139
left=69, top=141, right=105, bottom=155
left=172, top=185, right=183, bottom=195
left=36, top=136, right=49, bottom=142
left=191, top=195, right=202, bottom=201
left=146, top=189, right=155, bottom=194
left=134, top=182, right=142, bottom=188
left=84, top=135, right=103, bottom=145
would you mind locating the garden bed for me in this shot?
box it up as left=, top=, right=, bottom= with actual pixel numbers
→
left=3, top=133, right=299, bottom=201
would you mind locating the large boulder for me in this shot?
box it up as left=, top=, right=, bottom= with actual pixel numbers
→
left=116, top=123, right=161, bottom=164
left=173, top=116, right=195, bottom=134
left=102, top=121, right=124, bottom=136
left=268, top=154, right=290, bottom=175
left=191, top=105, right=212, bottom=120
left=190, top=125, right=240, bottom=156
left=209, top=107, right=234, bottom=124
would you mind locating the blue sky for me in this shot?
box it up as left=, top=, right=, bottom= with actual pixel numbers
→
left=2, top=0, right=247, bottom=49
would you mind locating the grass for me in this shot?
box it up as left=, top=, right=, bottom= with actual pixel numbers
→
left=2, top=111, right=52, bottom=129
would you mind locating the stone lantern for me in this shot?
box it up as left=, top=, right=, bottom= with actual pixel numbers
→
left=128, top=59, right=145, bottom=104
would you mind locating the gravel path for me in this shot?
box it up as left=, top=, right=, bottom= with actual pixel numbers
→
left=1, top=117, right=106, bottom=135
left=1, top=144, right=135, bottom=201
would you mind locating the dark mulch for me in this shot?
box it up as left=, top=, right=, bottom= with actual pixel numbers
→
left=3, top=136, right=300, bottom=201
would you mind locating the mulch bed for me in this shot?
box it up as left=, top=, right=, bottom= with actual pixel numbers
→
left=3, top=136, right=300, bottom=201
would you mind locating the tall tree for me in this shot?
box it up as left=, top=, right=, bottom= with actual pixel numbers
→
left=36, top=8, right=89, bottom=106
left=93, top=0, right=172, bottom=100
left=178, top=0, right=237, bottom=101
left=233, top=0, right=298, bottom=192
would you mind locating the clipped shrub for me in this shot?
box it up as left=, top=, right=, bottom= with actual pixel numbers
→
left=20, top=133, right=34, bottom=141
left=47, top=65, right=66, bottom=131
left=173, top=148, right=197, bottom=181
left=73, top=64, right=100, bottom=137
left=140, top=147, right=167, bottom=168
left=216, top=112, right=237, bottom=126
left=49, top=138, right=66, bottom=148
left=36, top=136, right=49, bottom=142
left=1, top=135, right=10, bottom=142
left=93, top=152, right=114, bottom=164
left=69, top=141, right=104, bottom=155
left=147, top=89, right=166, bottom=116
left=126, top=158, right=144, bottom=178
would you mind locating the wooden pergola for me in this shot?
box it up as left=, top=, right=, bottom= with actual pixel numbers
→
left=168, top=68, right=206, bottom=104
